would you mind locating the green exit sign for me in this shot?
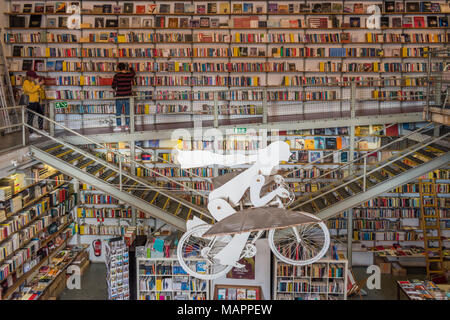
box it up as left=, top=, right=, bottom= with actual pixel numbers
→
left=234, top=127, right=247, bottom=134
left=55, top=101, right=68, bottom=109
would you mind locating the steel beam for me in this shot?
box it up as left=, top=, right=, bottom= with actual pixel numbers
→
left=30, top=146, right=188, bottom=231
left=316, top=152, right=450, bottom=221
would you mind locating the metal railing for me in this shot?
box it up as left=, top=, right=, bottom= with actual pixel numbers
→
left=291, top=128, right=449, bottom=211
left=48, top=75, right=434, bottom=132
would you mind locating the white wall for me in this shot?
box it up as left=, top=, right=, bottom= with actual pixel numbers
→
left=212, top=239, right=271, bottom=300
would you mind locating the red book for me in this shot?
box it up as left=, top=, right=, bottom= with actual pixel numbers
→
left=413, top=16, right=425, bottom=28
left=385, top=124, right=399, bottom=136
left=136, top=5, right=145, bottom=14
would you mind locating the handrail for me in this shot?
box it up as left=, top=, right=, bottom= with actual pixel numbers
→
left=287, top=122, right=435, bottom=187
left=291, top=132, right=450, bottom=211
left=25, top=107, right=208, bottom=198
left=25, top=120, right=212, bottom=219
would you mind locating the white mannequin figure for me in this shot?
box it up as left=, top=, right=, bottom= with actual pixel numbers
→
left=176, top=141, right=291, bottom=267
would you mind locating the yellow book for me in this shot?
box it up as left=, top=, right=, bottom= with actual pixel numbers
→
left=117, top=35, right=126, bottom=43
left=373, top=63, right=379, bottom=72
left=156, top=279, right=162, bottom=291
left=136, top=167, right=142, bottom=176
left=366, top=33, right=372, bottom=43
left=79, top=224, right=84, bottom=234
left=405, top=77, right=411, bottom=86
left=235, top=33, right=240, bottom=43
left=62, top=62, right=67, bottom=71
left=401, top=47, right=408, bottom=58
left=45, top=47, right=50, bottom=57
left=174, top=62, right=179, bottom=72
left=80, top=76, right=84, bottom=86
left=319, top=62, right=325, bottom=72
left=372, top=90, right=379, bottom=99
left=144, top=104, right=150, bottom=114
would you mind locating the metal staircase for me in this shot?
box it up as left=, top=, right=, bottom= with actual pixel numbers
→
left=289, top=129, right=450, bottom=223
left=23, top=110, right=212, bottom=231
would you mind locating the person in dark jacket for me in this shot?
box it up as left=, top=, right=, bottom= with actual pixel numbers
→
left=111, top=63, right=135, bottom=131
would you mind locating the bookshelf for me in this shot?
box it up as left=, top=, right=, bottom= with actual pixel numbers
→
left=326, top=169, right=450, bottom=267
left=273, top=257, right=348, bottom=300
left=2, top=0, right=448, bottom=131
left=136, top=257, right=210, bottom=300
left=0, top=163, right=77, bottom=299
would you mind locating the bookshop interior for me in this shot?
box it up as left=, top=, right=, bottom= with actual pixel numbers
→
left=0, top=0, right=449, bottom=302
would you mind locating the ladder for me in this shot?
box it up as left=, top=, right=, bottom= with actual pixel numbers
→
left=419, top=176, right=445, bottom=279
left=0, top=32, right=19, bottom=134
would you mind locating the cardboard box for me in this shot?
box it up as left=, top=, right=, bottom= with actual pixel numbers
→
left=391, top=262, right=407, bottom=276
left=375, top=256, right=391, bottom=274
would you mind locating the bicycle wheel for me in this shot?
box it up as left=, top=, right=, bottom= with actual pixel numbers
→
left=268, top=215, right=330, bottom=266
left=177, top=224, right=233, bottom=280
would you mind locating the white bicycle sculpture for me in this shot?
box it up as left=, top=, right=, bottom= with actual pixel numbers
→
left=175, top=141, right=330, bottom=280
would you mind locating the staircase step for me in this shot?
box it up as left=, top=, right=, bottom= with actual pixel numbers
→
left=42, top=143, right=63, bottom=152
left=361, top=177, right=376, bottom=188
left=393, top=160, right=411, bottom=171
left=98, top=169, right=116, bottom=181
left=313, top=198, right=327, bottom=211
left=166, top=200, right=181, bottom=215
left=299, top=202, right=316, bottom=214
left=64, top=153, right=84, bottom=164
left=75, top=158, right=94, bottom=169
left=177, top=206, right=191, bottom=220
left=335, top=187, right=351, bottom=200
left=324, top=193, right=339, bottom=205
left=132, top=189, right=145, bottom=198
left=86, top=164, right=105, bottom=175
left=382, top=165, right=401, bottom=176
left=370, top=171, right=388, bottom=182
left=405, top=155, right=425, bottom=165
left=154, top=194, right=169, bottom=208
left=428, top=143, right=449, bottom=153
left=144, top=191, right=158, bottom=203
left=348, top=182, right=362, bottom=194
left=415, top=149, right=437, bottom=159
left=50, top=148, right=73, bottom=158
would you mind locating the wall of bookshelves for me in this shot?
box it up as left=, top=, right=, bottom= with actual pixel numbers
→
left=136, top=257, right=210, bottom=300
left=327, top=169, right=450, bottom=267
left=2, top=0, right=449, bottom=130
left=0, top=163, right=77, bottom=299
left=72, top=182, right=168, bottom=262
left=274, top=257, right=348, bottom=300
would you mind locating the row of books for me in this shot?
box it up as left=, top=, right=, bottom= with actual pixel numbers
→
left=6, top=31, right=448, bottom=45
left=372, top=90, right=426, bottom=100
left=7, top=45, right=441, bottom=60
left=10, top=2, right=450, bottom=15
left=76, top=207, right=133, bottom=219
left=78, top=223, right=151, bottom=235
left=352, top=230, right=421, bottom=241
left=328, top=219, right=401, bottom=230
left=136, top=167, right=214, bottom=178
left=359, top=197, right=421, bottom=208
left=9, top=14, right=450, bottom=30
left=318, top=62, right=443, bottom=72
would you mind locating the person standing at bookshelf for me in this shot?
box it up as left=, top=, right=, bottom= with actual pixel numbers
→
left=23, top=70, right=45, bottom=139
left=112, top=63, right=136, bottom=132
